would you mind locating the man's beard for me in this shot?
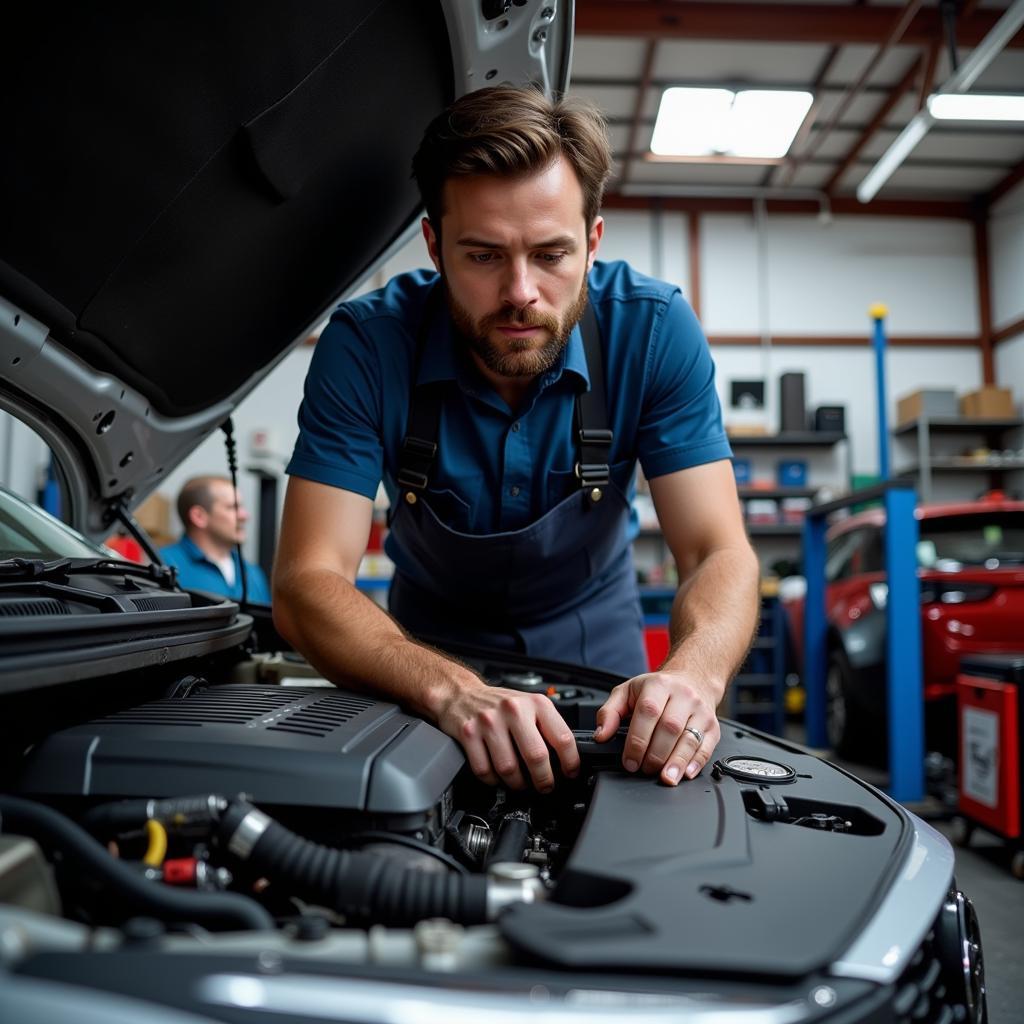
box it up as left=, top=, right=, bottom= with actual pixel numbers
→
left=445, top=274, right=589, bottom=379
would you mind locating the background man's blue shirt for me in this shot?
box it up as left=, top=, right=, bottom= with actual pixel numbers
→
left=160, top=535, right=272, bottom=604
left=286, top=260, right=731, bottom=570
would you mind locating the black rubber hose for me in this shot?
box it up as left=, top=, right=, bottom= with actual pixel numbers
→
left=485, top=811, right=530, bottom=868
left=82, top=795, right=228, bottom=834
left=0, top=796, right=274, bottom=932
left=219, top=800, right=489, bottom=926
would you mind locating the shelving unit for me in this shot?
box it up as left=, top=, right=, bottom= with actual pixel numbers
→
left=892, top=416, right=1024, bottom=502
left=728, top=432, right=851, bottom=567
left=633, top=432, right=850, bottom=586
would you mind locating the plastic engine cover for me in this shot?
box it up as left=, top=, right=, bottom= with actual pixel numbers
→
left=17, top=685, right=464, bottom=816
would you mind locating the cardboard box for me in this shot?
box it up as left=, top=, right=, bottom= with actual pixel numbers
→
left=896, top=388, right=958, bottom=425
left=134, top=492, right=174, bottom=544
left=959, top=386, right=1015, bottom=419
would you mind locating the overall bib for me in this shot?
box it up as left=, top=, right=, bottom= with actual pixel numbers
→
left=387, top=298, right=648, bottom=678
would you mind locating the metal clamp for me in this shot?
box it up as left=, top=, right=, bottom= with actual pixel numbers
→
left=578, top=428, right=612, bottom=447
left=396, top=468, right=429, bottom=490
left=574, top=462, right=610, bottom=487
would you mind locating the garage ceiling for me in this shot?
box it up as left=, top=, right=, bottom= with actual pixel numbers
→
left=570, top=0, right=1024, bottom=212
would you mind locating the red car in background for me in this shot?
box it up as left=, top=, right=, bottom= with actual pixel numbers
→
left=783, top=495, right=1024, bottom=761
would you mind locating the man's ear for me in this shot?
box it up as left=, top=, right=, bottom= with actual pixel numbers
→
left=586, top=216, right=604, bottom=271
left=422, top=217, right=442, bottom=273
left=187, top=505, right=209, bottom=531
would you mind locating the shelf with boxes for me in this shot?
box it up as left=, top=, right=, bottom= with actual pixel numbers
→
left=893, top=387, right=1024, bottom=502
left=731, top=433, right=850, bottom=541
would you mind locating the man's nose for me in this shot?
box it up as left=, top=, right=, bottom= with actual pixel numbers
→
left=499, top=258, right=539, bottom=309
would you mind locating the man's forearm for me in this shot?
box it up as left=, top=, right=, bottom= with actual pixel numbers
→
left=273, top=567, right=483, bottom=720
left=273, top=566, right=581, bottom=791
left=662, top=544, right=761, bottom=699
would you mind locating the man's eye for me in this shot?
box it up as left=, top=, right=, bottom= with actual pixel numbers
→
left=539, top=252, right=567, bottom=264
left=469, top=252, right=497, bottom=264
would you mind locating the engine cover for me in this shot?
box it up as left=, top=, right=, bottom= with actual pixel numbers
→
left=17, top=685, right=464, bottom=818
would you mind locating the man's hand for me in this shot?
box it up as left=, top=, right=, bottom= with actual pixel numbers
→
left=593, top=671, right=722, bottom=785
left=435, top=683, right=581, bottom=792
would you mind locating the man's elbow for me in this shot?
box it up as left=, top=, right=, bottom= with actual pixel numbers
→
left=271, top=568, right=303, bottom=646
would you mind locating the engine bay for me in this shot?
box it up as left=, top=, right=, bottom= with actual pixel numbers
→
left=0, top=645, right=915, bottom=978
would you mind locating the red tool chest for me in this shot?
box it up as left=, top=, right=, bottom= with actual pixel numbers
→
left=955, top=654, right=1024, bottom=878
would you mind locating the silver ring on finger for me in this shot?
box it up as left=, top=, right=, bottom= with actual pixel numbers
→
left=685, top=726, right=703, bottom=745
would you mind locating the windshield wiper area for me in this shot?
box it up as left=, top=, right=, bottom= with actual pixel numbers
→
left=0, top=558, right=178, bottom=588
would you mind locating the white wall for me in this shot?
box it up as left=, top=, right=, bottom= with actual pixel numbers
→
left=598, top=211, right=983, bottom=477
left=701, top=214, right=978, bottom=338
left=990, top=180, right=1024, bottom=338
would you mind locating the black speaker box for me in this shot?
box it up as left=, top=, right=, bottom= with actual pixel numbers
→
left=814, top=405, right=846, bottom=434
left=779, top=372, right=806, bottom=433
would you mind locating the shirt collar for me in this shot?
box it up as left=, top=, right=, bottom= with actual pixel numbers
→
left=180, top=534, right=236, bottom=568
left=415, top=298, right=592, bottom=393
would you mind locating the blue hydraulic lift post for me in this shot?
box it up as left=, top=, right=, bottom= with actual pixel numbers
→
left=871, top=305, right=891, bottom=481
left=802, top=513, right=829, bottom=748
left=884, top=484, right=925, bottom=802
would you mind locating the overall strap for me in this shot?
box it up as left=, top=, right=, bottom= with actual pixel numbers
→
left=397, top=296, right=614, bottom=503
left=575, top=301, right=613, bottom=502
left=396, top=290, right=443, bottom=501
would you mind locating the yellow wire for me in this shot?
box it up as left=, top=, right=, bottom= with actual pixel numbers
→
left=143, top=819, right=168, bottom=868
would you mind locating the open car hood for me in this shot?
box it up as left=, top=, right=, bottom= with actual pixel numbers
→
left=0, top=1, right=573, bottom=540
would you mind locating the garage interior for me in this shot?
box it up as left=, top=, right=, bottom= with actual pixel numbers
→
left=1, top=1, right=1022, bottom=1020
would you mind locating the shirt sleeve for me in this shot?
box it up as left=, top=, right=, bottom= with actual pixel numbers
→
left=285, top=310, right=386, bottom=499
left=636, top=291, right=732, bottom=480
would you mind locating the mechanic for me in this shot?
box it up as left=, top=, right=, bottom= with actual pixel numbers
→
left=161, top=476, right=271, bottom=603
left=273, top=85, right=760, bottom=792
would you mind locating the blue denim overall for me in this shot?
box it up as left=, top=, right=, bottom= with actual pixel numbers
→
left=387, top=300, right=647, bottom=678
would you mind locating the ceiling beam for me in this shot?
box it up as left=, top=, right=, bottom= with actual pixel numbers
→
left=575, top=3, right=1024, bottom=48
left=708, top=334, right=980, bottom=347
left=602, top=193, right=975, bottom=219
left=824, top=55, right=923, bottom=194
left=993, top=315, right=1024, bottom=345
left=618, top=40, right=658, bottom=190
left=917, top=35, right=942, bottom=111
left=987, top=156, right=1024, bottom=206
left=617, top=151, right=1012, bottom=171
left=786, top=0, right=925, bottom=183
left=766, top=41, right=844, bottom=188
left=572, top=77, right=896, bottom=93
left=602, top=114, right=1024, bottom=137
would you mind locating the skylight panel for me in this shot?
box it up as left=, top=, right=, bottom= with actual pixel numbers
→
left=651, top=87, right=813, bottom=159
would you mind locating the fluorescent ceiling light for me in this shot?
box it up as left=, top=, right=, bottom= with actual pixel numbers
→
left=651, top=87, right=812, bottom=159
left=927, top=93, right=1024, bottom=121
left=856, top=111, right=933, bottom=204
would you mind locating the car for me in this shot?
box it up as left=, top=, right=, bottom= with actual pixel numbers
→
left=782, top=494, right=1024, bottom=762
left=0, top=4, right=987, bottom=1023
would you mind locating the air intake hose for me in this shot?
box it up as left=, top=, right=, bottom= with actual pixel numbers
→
left=0, top=795, right=273, bottom=932
left=218, top=799, right=489, bottom=926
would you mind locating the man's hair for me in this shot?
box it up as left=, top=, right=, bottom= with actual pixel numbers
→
left=412, top=85, right=612, bottom=232
left=176, top=475, right=230, bottom=531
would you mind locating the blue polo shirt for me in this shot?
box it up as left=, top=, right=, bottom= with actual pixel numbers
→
left=287, top=260, right=731, bottom=560
left=160, top=535, right=272, bottom=604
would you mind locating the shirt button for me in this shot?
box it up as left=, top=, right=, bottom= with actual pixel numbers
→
left=511, top=422, right=520, bottom=432
left=510, top=486, right=520, bottom=497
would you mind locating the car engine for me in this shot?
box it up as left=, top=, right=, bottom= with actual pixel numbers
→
left=0, top=649, right=988, bottom=1024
